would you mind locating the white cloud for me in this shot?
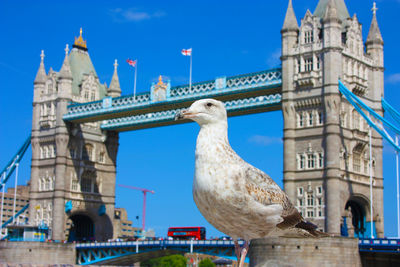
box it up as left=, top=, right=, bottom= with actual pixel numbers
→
left=248, top=135, right=282, bottom=146
left=110, top=8, right=166, bottom=23
left=386, top=73, right=400, bottom=84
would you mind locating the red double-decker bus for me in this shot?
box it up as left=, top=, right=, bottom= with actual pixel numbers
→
left=167, top=227, right=206, bottom=240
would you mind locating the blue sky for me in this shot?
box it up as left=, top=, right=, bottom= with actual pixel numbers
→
left=1, top=0, right=400, bottom=238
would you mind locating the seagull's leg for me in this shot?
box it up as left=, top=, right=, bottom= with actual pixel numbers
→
left=238, top=241, right=249, bottom=267
left=234, top=239, right=241, bottom=263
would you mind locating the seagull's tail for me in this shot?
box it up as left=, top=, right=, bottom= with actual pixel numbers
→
left=295, top=220, right=331, bottom=237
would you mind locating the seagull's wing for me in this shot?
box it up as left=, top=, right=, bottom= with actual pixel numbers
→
left=242, top=164, right=303, bottom=229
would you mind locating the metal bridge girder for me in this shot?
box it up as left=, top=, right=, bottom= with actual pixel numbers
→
left=75, top=240, right=245, bottom=265
left=63, top=69, right=282, bottom=131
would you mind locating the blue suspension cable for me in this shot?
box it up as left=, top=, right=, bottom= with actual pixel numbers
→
left=382, top=98, right=400, bottom=126
left=0, top=135, right=31, bottom=190
left=338, top=81, right=400, bottom=152
left=339, top=81, right=400, bottom=135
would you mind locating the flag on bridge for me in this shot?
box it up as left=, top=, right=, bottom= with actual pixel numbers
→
left=126, top=59, right=138, bottom=98
left=181, top=48, right=192, bottom=56
left=126, top=59, right=137, bottom=67
left=181, top=48, right=193, bottom=90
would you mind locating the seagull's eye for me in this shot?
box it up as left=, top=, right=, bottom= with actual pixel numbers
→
left=206, top=103, right=213, bottom=108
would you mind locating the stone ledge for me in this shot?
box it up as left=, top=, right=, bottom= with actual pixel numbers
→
left=249, top=236, right=360, bottom=267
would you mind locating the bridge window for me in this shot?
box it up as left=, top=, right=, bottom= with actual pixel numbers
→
left=40, top=147, right=45, bottom=159
left=307, top=154, right=316, bottom=169
left=364, top=158, right=369, bottom=174
left=35, top=202, right=53, bottom=226
left=316, top=55, right=321, bottom=69
left=83, top=144, right=94, bottom=161
left=297, top=59, right=301, bottom=73
left=305, top=58, right=313, bottom=72
left=317, top=111, right=323, bottom=125
left=352, top=110, right=360, bottom=130
left=47, top=80, right=53, bottom=94
left=40, top=144, right=56, bottom=159
left=71, top=178, right=79, bottom=191
left=298, top=154, right=305, bottom=169
left=81, top=176, right=92, bottom=192
left=318, top=208, right=323, bottom=217
left=316, top=186, right=323, bottom=195
left=91, top=91, right=96, bottom=101
left=80, top=172, right=99, bottom=194
left=99, top=152, right=105, bottom=163
left=353, top=152, right=361, bottom=173
left=318, top=153, right=324, bottom=168
left=308, top=112, right=313, bottom=126
left=307, top=194, right=314, bottom=206
left=296, top=185, right=325, bottom=219
left=304, top=30, right=314, bottom=44
left=297, top=187, right=304, bottom=196
left=340, top=112, right=347, bottom=128
left=307, top=210, right=314, bottom=217
left=298, top=113, right=304, bottom=128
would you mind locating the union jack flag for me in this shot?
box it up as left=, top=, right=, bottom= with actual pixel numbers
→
left=126, top=59, right=137, bottom=67
left=181, top=48, right=192, bottom=56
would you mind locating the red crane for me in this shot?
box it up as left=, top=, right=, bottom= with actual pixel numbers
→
left=118, top=184, right=155, bottom=231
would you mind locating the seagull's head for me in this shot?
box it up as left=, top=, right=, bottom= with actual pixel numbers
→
left=175, top=99, right=227, bottom=126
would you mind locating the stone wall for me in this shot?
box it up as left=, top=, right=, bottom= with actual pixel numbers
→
left=249, top=237, right=361, bottom=267
left=0, top=241, right=75, bottom=265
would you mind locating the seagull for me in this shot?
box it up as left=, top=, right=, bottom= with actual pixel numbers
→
left=175, top=99, right=328, bottom=266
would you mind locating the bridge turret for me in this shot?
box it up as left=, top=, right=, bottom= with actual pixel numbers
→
left=281, top=0, right=299, bottom=205
left=34, top=50, right=46, bottom=85
left=320, top=0, right=344, bottom=235
left=366, top=2, right=384, bottom=100
left=33, top=50, right=46, bottom=104
left=108, top=59, right=122, bottom=98
left=282, top=0, right=298, bottom=33
left=58, top=44, right=73, bottom=100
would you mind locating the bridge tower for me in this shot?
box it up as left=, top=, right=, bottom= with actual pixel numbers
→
left=29, top=30, right=120, bottom=241
left=281, top=0, right=384, bottom=236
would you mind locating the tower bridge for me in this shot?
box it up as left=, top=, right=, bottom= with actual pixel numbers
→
left=1, top=0, right=388, bottom=257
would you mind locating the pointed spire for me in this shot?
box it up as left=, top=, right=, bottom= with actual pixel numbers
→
left=323, top=0, right=340, bottom=22
left=59, top=44, right=72, bottom=79
left=108, top=59, right=121, bottom=97
left=314, top=0, right=349, bottom=22
left=366, top=2, right=383, bottom=45
left=282, top=0, right=298, bottom=31
left=34, top=50, right=46, bottom=84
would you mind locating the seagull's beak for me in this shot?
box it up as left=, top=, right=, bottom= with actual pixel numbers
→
left=175, top=109, right=197, bottom=120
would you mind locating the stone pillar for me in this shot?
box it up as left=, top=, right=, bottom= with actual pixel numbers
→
left=321, top=2, right=343, bottom=235
left=51, top=87, right=72, bottom=240
left=281, top=15, right=298, bottom=203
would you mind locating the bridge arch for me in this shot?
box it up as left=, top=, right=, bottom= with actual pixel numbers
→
left=67, top=212, right=95, bottom=242
left=344, top=194, right=370, bottom=238
left=67, top=209, right=114, bottom=242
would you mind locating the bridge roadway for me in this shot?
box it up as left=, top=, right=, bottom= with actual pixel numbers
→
left=63, top=68, right=282, bottom=131
left=75, top=238, right=400, bottom=265
left=76, top=239, right=246, bottom=265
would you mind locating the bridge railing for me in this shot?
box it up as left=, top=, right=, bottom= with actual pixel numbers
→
left=100, top=94, right=282, bottom=131
left=359, top=238, right=400, bottom=252
left=63, top=68, right=282, bottom=122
